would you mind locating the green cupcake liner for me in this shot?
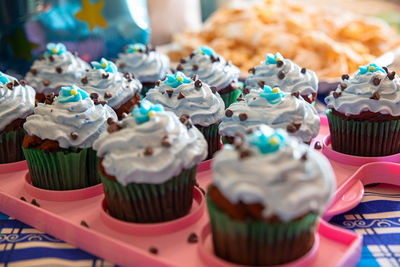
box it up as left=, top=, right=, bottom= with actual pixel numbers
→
left=100, top=165, right=197, bottom=223
left=207, top=197, right=318, bottom=266
left=22, top=147, right=100, bottom=190
left=219, top=89, right=242, bottom=109
left=327, top=110, right=400, bottom=156
left=0, top=128, right=26, bottom=164
left=196, top=123, right=220, bottom=160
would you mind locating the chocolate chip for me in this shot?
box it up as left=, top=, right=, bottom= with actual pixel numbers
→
left=70, top=132, right=78, bottom=140
left=104, top=92, right=112, bottom=99
left=333, top=91, right=341, bottom=99
left=49, top=55, right=54, bottom=62
left=20, top=80, right=28, bottom=86
left=123, top=72, right=132, bottom=82
left=240, top=150, right=252, bottom=159
left=187, top=233, right=198, bottom=243
left=383, top=67, right=389, bottom=73
left=277, top=60, right=284, bottom=67
left=81, top=76, right=88, bottom=84
left=301, top=153, right=308, bottom=161
left=192, top=64, right=199, bottom=71
left=149, top=247, right=158, bottom=255
left=6, top=82, right=13, bottom=89
left=118, top=63, right=126, bottom=69
left=301, top=67, right=307, bottom=74
left=370, top=92, right=380, bottom=100
left=130, top=73, right=136, bottom=79
left=56, top=66, right=62, bottom=74
left=102, top=73, right=109, bottom=79
left=372, top=77, right=381, bottom=86
left=177, top=92, right=185, bottom=99
left=314, top=141, right=322, bottom=150
left=291, top=91, right=300, bottom=98
left=99, top=100, right=107, bottom=106
left=13, top=80, right=19, bottom=86
left=30, top=68, right=37, bottom=75
left=42, top=79, right=50, bottom=86
left=388, top=71, right=396, bottom=80
left=192, top=74, right=199, bottom=81
left=180, top=58, right=186, bottom=64
left=31, top=199, right=40, bottom=207
left=45, top=93, right=55, bottom=105
left=194, top=80, right=202, bottom=88
left=155, top=80, right=161, bottom=86
left=179, top=114, right=192, bottom=129
left=210, top=86, right=217, bottom=94
left=80, top=220, right=89, bottom=228
left=253, top=97, right=256, bottom=100
left=243, top=87, right=250, bottom=95
left=341, top=74, right=350, bottom=80
left=190, top=53, right=195, bottom=58
left=50, top=109, right=53, bottom=112
left=90, top=92, right=99, bottom=100
left=161, top=136, right=171, bottom=147
left=239, top=113, right=248, bottom=121
left=20, top=197, right=26, bottom=201
left=278, top=71, right=285, bottom=79
left=257, top=81, right=265, bottom=88
left=107, top=122, right=122, bottom=133
left=236, top=95, right=244, bottom=102
left=166, top=89, right=173, bottom=98
left=286, top=124, right=297, bottom=133
left=248, top=67, right=256, bottom=74
left=225, top=109, right=233, bottom=117
left=177, top=64, right=184, bottom=71
left=292, top=120, right=302, bottom=129
left=211, top=55, right=220, bottom=63
left=340, top=83, right=347, bottom=90
left=144, top=146, right=153, bottom=156
left=86, top=69, right=90, bottom=72
left=107, top=117, right=115, bottom=125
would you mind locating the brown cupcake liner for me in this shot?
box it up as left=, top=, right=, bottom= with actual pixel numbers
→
left=0, top=128, right=26, bottom=164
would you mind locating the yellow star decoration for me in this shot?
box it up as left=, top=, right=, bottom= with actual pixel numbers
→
left=75, top=0, right=107, bottom=31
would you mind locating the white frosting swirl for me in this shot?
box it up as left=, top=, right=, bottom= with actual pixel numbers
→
left=116, top=51, right=170, bottom=83
left=181, top=53, right=239, bottom=90
left=93, top=111, right=207, bottom=185
left=325, top=71, right=400, bottom=116
left=144, top=80, right=225, bottom=127
left=245, top=59, right=318, bottom=96
left=0, top=73, right=36, bottom=131
left=23, top=96, right=117, bottom=149
left=212, top=131, right=335, bottom=221
left=25, top=52, right=90, bottom=94
left=79, top=69, right=142, bottom=109
left=219, top=90, right=320, bottom=142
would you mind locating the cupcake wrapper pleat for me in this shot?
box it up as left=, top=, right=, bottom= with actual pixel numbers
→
left=22, top=147, right=100, bottom=190
left=196, top=123, right=220, bottom=160
left=0, top=129, right=25, bottom=164
left=207, top=198, right=318, bottom=266
left=100, top=165, right=197, bottom=223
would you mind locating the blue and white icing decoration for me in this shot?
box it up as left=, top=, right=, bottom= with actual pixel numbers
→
left=0, top=72, right=36, bottom=131
left=125, top=43, right=147, bottom=54
left=133, top=100, right=164, bottom=124
left=260, top=85, right=285, bottom=104
left=212, top=124, right=335, bottom=221
left=195, top=46, right=215, bottom=56
left=358, top=63, right=386, bottom=75
left=23, top=86, right=117, bottom=149
left=91, top=58, right=118, bottom=73
left=266, top=52, right=284, bottom=64
left=164, top=71, right=191, bottom=88
left=45, top=43, right=67, bottom=57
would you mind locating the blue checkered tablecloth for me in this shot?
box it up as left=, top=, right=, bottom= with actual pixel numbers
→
left=1, top=184, right=400, bottom=266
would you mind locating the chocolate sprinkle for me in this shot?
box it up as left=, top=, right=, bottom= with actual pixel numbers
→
left=277, top=60, right=284, bottom=67
left=192, top=64, right=199, bottom=71
left=314, top=141, right=322, bottom=150
left=45, top=93, right=55, bottom=105
left=107, top=117, right=115, bottom=125
left=291, top=91, right=300, bottom=98
left=211, top=55, right=220, bottom=63
left=383, top=67, right=389, bottom=73
left=240, top=150, right=252, bottom=159
left=225, top=109, right=233, bottom=117
left=166, top=90, right=174, bottom=98
left=292, top=120, right=302, bottom=130
left=180, top=58, right=186, bottom=64
left=257, top=81, right=265, bottom=88
left=340, top=83, right=347, bottom=90
left=177, top=92, right=185, bottom=99
left=20, top=197, right=26, bottom=201
left=119, top=63, right=126, bottom=69
left=286, top=124, right=297, bottom=133
left=333, top=91, right=341, bottom=99
left=243, top=87, right=250, bottom=95
left=90, top=92, right=99, bottom=100
left=278, top=71, right=285, bottom=79
left=102, top=73, right=109, bottom=79
left=49, top=55, right=54, bottom=62
left=42, top=79, right=50, bottom=87
left=123, top=72, right=132, bottom=82
left=388, top=71, right=396, bottom=80
left=31, top=199, right=40, bottom=207
left=239, top=113, right=248, bottom=121
left=56, top=66, right=63, bottom=74
left=104, top=92, right=112, bottom=99
left=210, top=86, right=218, bottom=94
left=81, top=76, right=88, bottom=84
left=301, top=153, right=308, bottom=161
left=80, top=220, right=89, bottom=228
left=20, top=80, right=28, bottom=86
left=70, top=132, right=78, bottom=140
left=144, top=146, right=153, bottom=156
left=236, top=95, right=244, bottom=102
left=13, top=80, right=19, bottom=86
left=187, top=233, right=198, bottom=243
left=149, top=247, right=158, bottom=255
left=99, top=100, right=107, bottom=106
left=161, top=136, right=171, bottom=147
left=370, top=92, right=380, bottom=100
left=194, top=80, right=202, bottom=88
left=177, top=64, right=184, bottom=71
left=372, top=77, right=381, bottom=86
left=179, top=114, right=192, bottom=129
left=6, top=83, right=13, bottom=90
left=248, top=67, right=256, bottom=74
left=192, top=74, right=199, bottom=81
left=301, top=67, right=307, bottom=74
left=190, top=53, right=195, bottom=58
left=30, top=68, right=37, bottom=75
left=155, top=80, right=161, bottom=86
left=341, top=74, right=350, bottom=80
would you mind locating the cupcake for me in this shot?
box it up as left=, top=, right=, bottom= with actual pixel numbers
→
left=325, top=64, right=400, bottom=156
left=178, top=46, right=240, bottom=108
left=0, top=72, right=35, bottom=163
left=219, top=86, right=320, bottom=144
left=78, top=58, right=142, bottom=119
left=22, top=85, right=117, bottom=190
left=208, top=125, right=335, bottom=266
left=145, top=71, right=225, bottom=159
left=25, top=43, right=90, bottom=102
left=245, top=52, right=318, bottom=104
left=116, top=43, right=170, bottom=96
left=93, top=100, right=207, bottom=223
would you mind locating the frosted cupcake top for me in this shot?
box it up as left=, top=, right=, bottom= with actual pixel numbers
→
left=245, top=52, right=318, bottom=97
left=325, top=64, right=400, bottom=116
left=144, top=71, right=225, bottom=127
left=78, top=58, right=142, bottom=109
left=212, top=125, right=335, bottom=222
left=116, top=43, right=170, bottom=83
left=219, top=86, right=320, bottom=143
left=0, top=72, right=36, bottom=131
left=23, top=86, right=117, bottom=149
left=93, top=100, right=207, bottom=185
left=25, top=43, right=90, bottom=94
left=178, top=46, right=239, bottom=91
